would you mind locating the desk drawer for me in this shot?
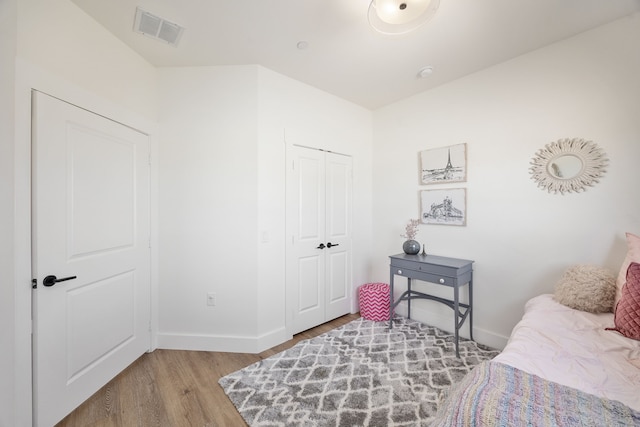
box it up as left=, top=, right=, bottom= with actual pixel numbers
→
left=392, top=268, right=456, bottom=286
left=390, top=258, right=469, bottom=278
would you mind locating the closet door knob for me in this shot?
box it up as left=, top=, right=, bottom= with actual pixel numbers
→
left=316, top=243, right=326, bottom=249
left=327, top=242, right=339, bottom=248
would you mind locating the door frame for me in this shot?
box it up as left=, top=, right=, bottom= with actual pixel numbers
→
left=284, top=133, right=354, bottom=337
left=13, top=62, right=159, bottom=426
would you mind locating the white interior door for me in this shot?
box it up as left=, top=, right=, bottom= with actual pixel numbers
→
left=286, top=144, right=352, bottom=335
left=32, top=91, right=151, bottom=427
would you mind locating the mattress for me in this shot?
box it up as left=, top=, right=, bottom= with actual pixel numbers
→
left=494, top=294, right=640, bottom=411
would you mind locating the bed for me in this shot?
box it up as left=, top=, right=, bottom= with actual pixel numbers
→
left=431, top=233, right=640, bottom=426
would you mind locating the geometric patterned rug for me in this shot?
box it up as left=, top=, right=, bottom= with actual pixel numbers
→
left=219, top=317, right=499, bottom=426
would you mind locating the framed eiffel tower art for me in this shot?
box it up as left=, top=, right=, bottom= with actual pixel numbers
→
left=420, top=143, right=467, bottom=185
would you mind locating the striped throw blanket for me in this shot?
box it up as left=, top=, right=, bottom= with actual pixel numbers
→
left=430, top=361, right=640, bottom=427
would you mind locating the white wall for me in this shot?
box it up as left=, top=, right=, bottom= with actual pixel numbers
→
left=157, top=65, right=373, bottom=352
left=371, top=13, right=640, bottom=349
left=256, top=67, right=373, bottom=346
left=0, top=1, right=17, bottom=425
left=12, top=1, right=371, bottom=420
left=157, top=66, right=261, bottom=350
left=17, top=0, right=157, bottom=119
left=14, top=1, right=158, bottom=425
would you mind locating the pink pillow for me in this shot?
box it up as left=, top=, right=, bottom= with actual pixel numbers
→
left=607, top=262, right=640, bottom=341
left=614, top=233, right=640, bottom=308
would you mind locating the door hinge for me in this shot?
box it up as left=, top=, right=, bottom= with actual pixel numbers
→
left=32, top=278, right=37, bottom=289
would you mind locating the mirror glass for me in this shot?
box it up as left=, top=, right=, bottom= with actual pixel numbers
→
left=548, top=154, right=583, bottom=179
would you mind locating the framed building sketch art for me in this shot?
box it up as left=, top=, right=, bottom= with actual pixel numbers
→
left=420, top=143, right=467, bottom=184
left=420, top=188, right=467, bottom=226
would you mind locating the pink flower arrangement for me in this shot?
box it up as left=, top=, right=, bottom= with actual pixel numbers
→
left=401, top=219, right=420, bottom=240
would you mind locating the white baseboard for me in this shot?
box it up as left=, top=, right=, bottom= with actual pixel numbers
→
left=157, top=326, right=290, bottom=354
left=157, top=308, right=511, bottom=354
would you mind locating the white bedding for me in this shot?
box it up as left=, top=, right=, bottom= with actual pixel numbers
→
left=494, top=294, right=640, bottom=411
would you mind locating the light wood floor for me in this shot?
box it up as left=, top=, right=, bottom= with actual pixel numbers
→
left=56, top=313, right=360, bottom=427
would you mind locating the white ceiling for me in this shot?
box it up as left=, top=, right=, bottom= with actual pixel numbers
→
left=70, top=0, right=640, bottom=110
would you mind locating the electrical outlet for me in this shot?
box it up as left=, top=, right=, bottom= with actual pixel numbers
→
left=207, top=292, right=216, bottom=307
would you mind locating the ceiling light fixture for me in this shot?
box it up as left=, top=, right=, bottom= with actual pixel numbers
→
left=368, top=0, right=440, bottom=35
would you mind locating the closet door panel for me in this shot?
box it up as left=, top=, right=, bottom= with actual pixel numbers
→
left=324, top=153, right=352, bottom=321
left=286, top=145, right=352, bottom=334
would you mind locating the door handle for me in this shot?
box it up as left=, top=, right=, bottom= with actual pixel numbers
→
left=43, top=275, right=77, bottom=287
left=316, top=243, right=326, bottom=249
left=327, top=242, right=339, bottom=248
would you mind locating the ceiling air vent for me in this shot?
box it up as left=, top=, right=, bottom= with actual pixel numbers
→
left=133, top=7, right=184, bottom=46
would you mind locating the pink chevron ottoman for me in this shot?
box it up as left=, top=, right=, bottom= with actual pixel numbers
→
left=358, top=283, right=391, bottom=321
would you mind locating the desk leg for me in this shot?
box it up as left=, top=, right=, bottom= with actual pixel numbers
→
left=407, top=278, right=412, bottom=320
left=469, top=274, right=474, bottom=341
left=389, top=272, right=394, bottom=330
left=454, top=283, right=460, bottom=358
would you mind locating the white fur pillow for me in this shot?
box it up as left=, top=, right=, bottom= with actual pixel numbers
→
left=553, top=265, right=616, bottom=313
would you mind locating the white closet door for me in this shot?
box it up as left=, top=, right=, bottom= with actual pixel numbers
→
left=286, top=144, right=352, bottom=335
left=32, top=91, right=151, bottom=426
left=324, top=153, right=352, bottom=321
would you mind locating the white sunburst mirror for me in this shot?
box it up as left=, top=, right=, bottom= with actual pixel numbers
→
left=529, top=138, right=608, bottom=195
